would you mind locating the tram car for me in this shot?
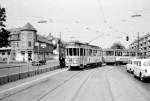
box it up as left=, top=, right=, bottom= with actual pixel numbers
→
left=102, top=49, right=136, bottom=65
left=65, top=41, right=102, bottom=69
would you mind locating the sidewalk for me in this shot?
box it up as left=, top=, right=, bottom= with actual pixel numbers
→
left=0, top=68, right=68, bottom=100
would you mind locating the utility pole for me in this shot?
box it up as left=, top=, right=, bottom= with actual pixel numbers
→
left=59, top=32, right=61, bottom=59
left=137, top=32, right=140, bottom=58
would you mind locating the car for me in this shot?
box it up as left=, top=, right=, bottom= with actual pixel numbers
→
left=39, top=60, right=46, bottom=65
left=126, top=59, right=137, bottom=73
left=133, top=59, right=150, bottom=81
left=32, top=60, right=46, bottom=66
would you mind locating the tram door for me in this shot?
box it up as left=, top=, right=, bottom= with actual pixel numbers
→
left=79, top=48, right=85, bottom=67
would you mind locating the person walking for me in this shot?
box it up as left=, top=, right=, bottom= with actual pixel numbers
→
left=59, top=57, right=63, bottom=69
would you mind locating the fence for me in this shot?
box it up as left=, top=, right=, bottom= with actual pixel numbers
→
left=0, top=60, right=60, bottom=85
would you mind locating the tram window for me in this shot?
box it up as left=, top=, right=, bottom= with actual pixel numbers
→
left=87, top=49, right=89, bottom=56
left=93, top=50, right=96, bottom=56
left=80, top=48, right=83, bottom=56
left=77, top=48, right=79, bottom=56
left=66, top=49, right=68, bottom=56
left=69, top=48, right=73, bottom=56
left=89, top=49, right=92, bottom=56
left=73, top=48, right=77, bottom=56
left=115, top=51, right=122, bottom=56
left=106, top=51, right=114, bottom=56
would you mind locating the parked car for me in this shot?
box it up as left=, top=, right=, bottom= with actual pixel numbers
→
left=133, top=59, right=150, bottom=81
left=126, top=58, right=137, bottom=73
left=32, top=59, right=46, bottom=66
left=39, top=60, right=46, bottom=65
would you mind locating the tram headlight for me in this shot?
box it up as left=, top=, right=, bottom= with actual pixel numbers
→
left=73, top=60, right=77, bottom=64
left=65, top=60, right=69, bottom=64
left=73, top=59, right=78, bottom=64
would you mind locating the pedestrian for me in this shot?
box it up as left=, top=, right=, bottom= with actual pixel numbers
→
left=62, top=57, right=65, bottom=67
left=59, top=57, right=63, bottom=69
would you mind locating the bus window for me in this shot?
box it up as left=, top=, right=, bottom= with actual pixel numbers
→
left=69, top=48, right=73, bottom=56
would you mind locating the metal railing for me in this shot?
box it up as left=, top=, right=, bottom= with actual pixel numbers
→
left=0, top=60, right=59, bottom=85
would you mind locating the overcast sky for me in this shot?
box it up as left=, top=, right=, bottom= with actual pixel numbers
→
left=1, top=0, right=150, bottom=48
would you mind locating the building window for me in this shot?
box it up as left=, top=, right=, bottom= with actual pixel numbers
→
left=28, top=33, right=33, bottom=39
left=28, top=41, right=32, bottom=47
left=17, top=42, right=19, bottom=47
left=7, top=52, right=10, bottom=55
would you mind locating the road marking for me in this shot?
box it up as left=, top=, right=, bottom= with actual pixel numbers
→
left=0, top=68, right=68, bottom=95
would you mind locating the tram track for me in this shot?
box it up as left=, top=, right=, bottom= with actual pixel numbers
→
left=36, top=70, right=83, bottom=101
left=70, top=69, right=95, bottom=101
left=70, top=66, right=115, bottom=101
left=104, top=67, right=115, bottom=101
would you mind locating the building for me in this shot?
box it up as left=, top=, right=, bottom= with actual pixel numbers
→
left=8, top=23, right=54, bottom=62
left=47, top=33, right=66, bottom=59
left=129, top=33, right=150, bottom=58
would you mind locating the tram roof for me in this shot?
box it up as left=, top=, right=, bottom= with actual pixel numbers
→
left=67, top=41, right=101, bottom=49
left=102, top=48, right=137, bottom=52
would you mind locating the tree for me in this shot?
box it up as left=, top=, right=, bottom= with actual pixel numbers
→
left=0, top=5, right=10, bottom=47
left=110, top=42, right=125, bottom=49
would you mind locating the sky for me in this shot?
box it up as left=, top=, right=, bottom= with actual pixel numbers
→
left=1, top=0, right=150, bottom=48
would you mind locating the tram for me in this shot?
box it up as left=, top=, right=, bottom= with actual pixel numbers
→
left=65, top=41, right=102, bottom=69
left=102, top=49, right=136, bottom=65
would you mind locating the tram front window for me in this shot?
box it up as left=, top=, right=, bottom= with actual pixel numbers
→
left=69, top=48, right=73, bottom=56
left=73, top=48, right=79, bottom=56
left=80, top=48, right=83, bottom=56
left=106, top=51, right=114, bottom=56
left=68, top=48, right=79, bottom=56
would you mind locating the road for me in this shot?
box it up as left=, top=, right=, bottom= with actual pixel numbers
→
left=0, top=60, right=59, bottom=77
left=1, top=65, right=150, bottom=101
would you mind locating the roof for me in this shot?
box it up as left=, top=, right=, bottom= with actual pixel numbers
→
left=102, top=48, right=137, bottom=52
left=8, top=28, right=21, bottom=35
left=67, top=41, right=101, bottom=49
left=8, top=23, right=37, bottom=34
left=37, top=35, right=52, bottom=44
left=20, top=23, right=37, bottom=32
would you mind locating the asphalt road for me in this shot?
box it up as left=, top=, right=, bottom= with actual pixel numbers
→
left=2, top=65, right=150, bottom=101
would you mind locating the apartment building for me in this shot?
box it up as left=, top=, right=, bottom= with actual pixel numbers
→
left=129, top=33, right=150, bottom=58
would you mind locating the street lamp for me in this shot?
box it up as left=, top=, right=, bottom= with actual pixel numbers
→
left=131, top=14, right=142, bottom=17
